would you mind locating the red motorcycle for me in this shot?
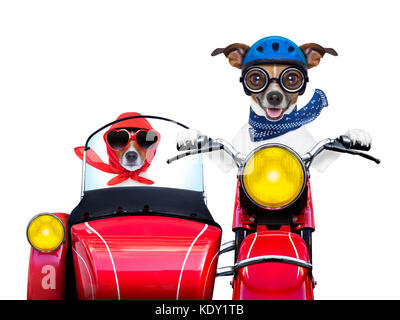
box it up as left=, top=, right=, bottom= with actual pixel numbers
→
left=167, top=134, right=380, bottom=300
left=26, top=114, right=379, bottom=300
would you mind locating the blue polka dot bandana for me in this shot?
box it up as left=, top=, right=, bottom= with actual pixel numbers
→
left=248, top=89, right=328, bottom=142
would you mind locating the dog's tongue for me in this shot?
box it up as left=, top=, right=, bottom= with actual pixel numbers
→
left=266, top=108, right=283, bottom=119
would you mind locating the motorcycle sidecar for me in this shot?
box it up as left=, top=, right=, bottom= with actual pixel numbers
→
left=27, top=115, right=221, bottom=300
left=69, top=187, right=221, bottom=300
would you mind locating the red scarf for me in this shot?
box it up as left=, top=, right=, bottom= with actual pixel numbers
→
left=75, top=113, right=160, bottom=186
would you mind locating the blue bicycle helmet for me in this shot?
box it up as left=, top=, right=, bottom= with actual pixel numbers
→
left=242, top=36, right=308, bottom=73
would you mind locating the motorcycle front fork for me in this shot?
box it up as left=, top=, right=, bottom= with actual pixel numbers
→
left=298, top=228, right=313, bottom=263
left=234, top=229, right=248, bottom=262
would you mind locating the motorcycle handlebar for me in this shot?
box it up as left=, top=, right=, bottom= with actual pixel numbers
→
left=168, top=136, right=245, bottom=167
left=167, top=135, right=380, bottom=166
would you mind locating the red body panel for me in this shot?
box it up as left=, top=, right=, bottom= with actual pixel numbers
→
left=298, top=179, right=315, bottom=230
left=71, top=216, right=221, bottom=300
left=232, top=231, right=313, bottom=300
left=232, top=181, right=253, bottom=231
left=27, top=213, right=69, bottom=300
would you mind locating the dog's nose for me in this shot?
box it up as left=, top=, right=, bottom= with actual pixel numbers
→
left=125, top=151, right=138, bottom=162
left=267, top=91, right=283, bottom=106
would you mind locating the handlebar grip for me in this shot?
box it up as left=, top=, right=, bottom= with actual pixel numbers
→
left=339, top=135, right=371, bottom=151
left=177, top=135, right=210, bottom=151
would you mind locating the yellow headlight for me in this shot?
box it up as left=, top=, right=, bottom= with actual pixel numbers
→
left=241, top=145, right=305, bottom=209
left=27, top=214, right=65, bottom=252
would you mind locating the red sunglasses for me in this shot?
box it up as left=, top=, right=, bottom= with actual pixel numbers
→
left=105, top=129, right=159, bottom=152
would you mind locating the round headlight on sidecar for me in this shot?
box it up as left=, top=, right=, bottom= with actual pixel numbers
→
left=240, top=145, right=306, bottom=210
left=27, top=213, right=65, bottom=252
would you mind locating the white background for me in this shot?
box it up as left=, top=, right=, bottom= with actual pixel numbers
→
left=0, top=0, right=398, bottom=300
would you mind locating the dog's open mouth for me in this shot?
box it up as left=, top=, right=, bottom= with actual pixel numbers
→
left=264, top=98, right=293, bottom=120
left=266, top=108, right=284, bottom=120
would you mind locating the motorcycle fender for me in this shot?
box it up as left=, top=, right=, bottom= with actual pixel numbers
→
left=232, top=231, right=313, bottom=300
left=27, top=213, right=69, bottom=300
left=71, top=216, right=221, bottom=300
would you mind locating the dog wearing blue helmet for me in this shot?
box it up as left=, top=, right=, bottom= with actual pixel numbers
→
left=177, top=36, right=372, bottom=172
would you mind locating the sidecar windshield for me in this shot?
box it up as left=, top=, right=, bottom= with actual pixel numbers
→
left=70, top=115, right=218, bottom=228
left=82, top=116, right=203, bottom=193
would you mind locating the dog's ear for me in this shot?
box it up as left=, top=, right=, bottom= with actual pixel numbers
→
left=300, top=43, right=338, bottom=69
left=211, top=43, right=250, bottom=69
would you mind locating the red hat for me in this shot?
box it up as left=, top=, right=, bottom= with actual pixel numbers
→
left=75, top=112, right=160, bottom=186
left=109, top=112, right=153, bottom=131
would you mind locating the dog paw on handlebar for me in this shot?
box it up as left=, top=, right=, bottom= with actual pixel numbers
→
left=176, top=128, right=208, bottom=151
left=343, top=129, right=372, bottom=151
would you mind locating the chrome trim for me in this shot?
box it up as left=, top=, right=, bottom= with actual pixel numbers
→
left=200, top=146, right=207, bottom=206
left=214, top=138, right=246, bottom=168
left=240, top=144, right=306, bottom=210
left=216, top=266, right=234, bottom=277
left=26, top=213, right=66, bottom=253
left=235, top=254, right=312, bottom=271
left=219, top=240, right=235, bottom=255
left=301, top=138, right=334, bottom=165
left=80, top=148, right=87, bottom=199
left=216, top=254, right=312, bottom=277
